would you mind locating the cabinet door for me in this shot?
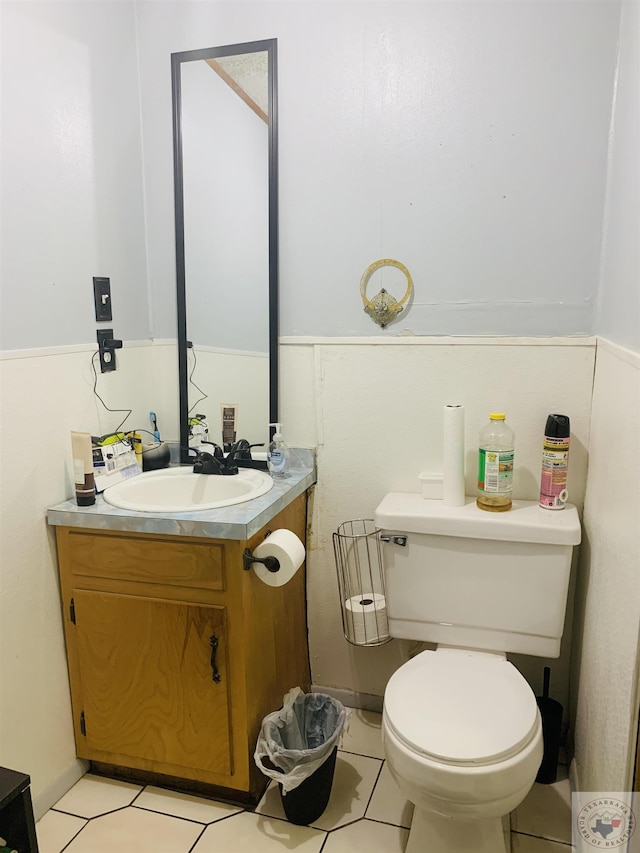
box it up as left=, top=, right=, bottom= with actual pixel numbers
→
left=73, top=590, right=232, bottom=775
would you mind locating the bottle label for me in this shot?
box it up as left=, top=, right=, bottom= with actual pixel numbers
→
left=477, top=449, right=514, bottom=493
left=73, top=458, right=85, bottom=486
left=269, top=449, right=285, bottom=472
left=539, top=437, right=570, bottom=508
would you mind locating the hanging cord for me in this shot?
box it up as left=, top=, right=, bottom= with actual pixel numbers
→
left=91, top=351, right=132, bottom=435
left=187, top=345, right=208, bottom=415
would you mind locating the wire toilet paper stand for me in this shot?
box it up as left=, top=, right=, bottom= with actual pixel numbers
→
left=333, top=519, right=391, bottom=646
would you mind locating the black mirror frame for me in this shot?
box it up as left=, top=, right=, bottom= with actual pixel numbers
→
left=171, top=39, right=278, bottom=465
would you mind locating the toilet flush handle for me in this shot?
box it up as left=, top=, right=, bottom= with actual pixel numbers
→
left=379, top=534, right=407, bottom=546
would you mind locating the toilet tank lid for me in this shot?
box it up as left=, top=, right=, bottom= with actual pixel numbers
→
left=374, top=494, right=581, bottom=546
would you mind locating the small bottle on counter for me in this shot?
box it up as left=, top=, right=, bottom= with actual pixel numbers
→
left=476, top=413, right=514, bottom=512
left=268, top=423, right=290, bottom=479
left=71, top=431, right=96, bottom=506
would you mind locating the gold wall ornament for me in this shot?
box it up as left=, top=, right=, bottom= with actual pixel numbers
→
left=360, top=259, right=414, bottom=328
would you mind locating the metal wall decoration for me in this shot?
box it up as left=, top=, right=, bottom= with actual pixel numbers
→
left=360, top=258, right=413, bottom=328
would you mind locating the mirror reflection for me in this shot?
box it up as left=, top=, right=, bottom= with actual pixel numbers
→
left=172, top=40, right=278, bottom=464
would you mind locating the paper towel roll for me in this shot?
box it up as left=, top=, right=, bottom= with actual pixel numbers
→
left=345, top=593, right=389, bottom=645
left=443, top=404, right=465, bottom=507
left=251, top=529, right=306, bottom=587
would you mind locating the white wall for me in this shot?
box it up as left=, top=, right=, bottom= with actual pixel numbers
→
left=571, top=1, right=640, bottom=792
left=281, top=338, right=595, bottom=712
left=0, top=343, right=178, bottom=815
left=570, top=341, right=640, bottom=791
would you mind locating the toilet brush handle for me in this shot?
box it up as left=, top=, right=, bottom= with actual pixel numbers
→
left=543, top=666, right=551, bottom=700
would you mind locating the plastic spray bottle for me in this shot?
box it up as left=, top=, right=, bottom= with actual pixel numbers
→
left=268, top=423, right=290, bottom=479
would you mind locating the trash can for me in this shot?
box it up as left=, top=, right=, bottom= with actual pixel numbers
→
left=254, top=687, right=347, bottom=825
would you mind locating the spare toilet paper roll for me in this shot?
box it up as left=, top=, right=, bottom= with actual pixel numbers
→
left=345, top=593, right=389, bottom=645
left=251, top=529, right=306, bottom=587
left=443, top=404, right=465, bottom=507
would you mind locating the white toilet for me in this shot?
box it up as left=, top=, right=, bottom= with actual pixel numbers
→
left=374, top=492, right=581, bottom=853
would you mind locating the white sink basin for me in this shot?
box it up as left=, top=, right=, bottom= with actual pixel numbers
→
left=103, top=467, right=274, bottom=513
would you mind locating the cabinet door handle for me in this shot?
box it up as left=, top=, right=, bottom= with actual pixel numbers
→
left=209, top=635, right=221, bottom=683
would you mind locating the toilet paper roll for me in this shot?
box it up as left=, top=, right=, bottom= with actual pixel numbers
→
left=251, top=529, right=306, bottom=587
left=443, top=404, right=465, bottom=507
left=344, top=593, right=389, bottom=645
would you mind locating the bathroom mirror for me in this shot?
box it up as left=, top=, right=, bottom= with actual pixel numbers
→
left=171, top=39, right=278, bottom=464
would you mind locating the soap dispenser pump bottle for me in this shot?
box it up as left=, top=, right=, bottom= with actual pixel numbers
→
left=268, top=423, right=290, bottom=479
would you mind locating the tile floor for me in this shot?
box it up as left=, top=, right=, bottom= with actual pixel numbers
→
left=36, top=709, right=573, bottom=852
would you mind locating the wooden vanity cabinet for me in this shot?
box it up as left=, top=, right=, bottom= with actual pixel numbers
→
left=54, top=493, right=311, bottom=802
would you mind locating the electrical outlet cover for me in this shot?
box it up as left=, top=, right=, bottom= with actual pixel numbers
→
left=97, top=329, right=117, bottom=372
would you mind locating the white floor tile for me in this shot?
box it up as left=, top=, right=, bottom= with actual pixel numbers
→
left=40, top=766, right=581, bottom=853
left=341, top=708, right=385, bottom=759
left=511, top=773, right=572, bottom=844
left=511, top=832, right=575, bottom=851
left=134, top=785, right=242, bottom=824
left=191, top=811, right=327, bottom=852
left=366, top=762, right=413, bottom=828
left=255, top=751, right=383, bottom=831
left=63, top=805, right=203, bottom=852
left=52, top=774, right=142, bottom=818
left=323, top=818, right=409, bottom=853
left=313, top=752, right=383, bottom=830
left=36, top=809, right=87, bottom=853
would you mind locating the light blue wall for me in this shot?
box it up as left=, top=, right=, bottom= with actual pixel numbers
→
left=0, top=1, right=149, bottom=351
left=137, top=1, right=621, bottom=340
left=1, top=2, right=630, bottom=349
left=596, top=1, right=640, bottom=353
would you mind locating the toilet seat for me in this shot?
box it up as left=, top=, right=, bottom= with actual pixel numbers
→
left=384, top=650, right=539, bottom=766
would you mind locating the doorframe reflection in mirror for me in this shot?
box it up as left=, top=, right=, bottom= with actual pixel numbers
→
left=171, top=39, right=278, bottom=465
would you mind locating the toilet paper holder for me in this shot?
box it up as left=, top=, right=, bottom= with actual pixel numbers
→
left=333, top=519, right=392, bottom=647
left=243, top=531, right=280, bottom=573
left=243, top=549, right=280, bottom=572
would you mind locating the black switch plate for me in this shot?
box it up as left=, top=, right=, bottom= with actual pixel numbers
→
left=93, top=277, right=112, bottom=322
left=97, top=329, right=117, bottom=373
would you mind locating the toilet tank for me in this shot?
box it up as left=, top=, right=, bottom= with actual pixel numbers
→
left=374, top=494, right=581, bottom=658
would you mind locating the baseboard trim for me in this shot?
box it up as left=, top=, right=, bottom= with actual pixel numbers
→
left=312, top=684, right=383, bottom=714
left=32, top=759, right=88, bottom=821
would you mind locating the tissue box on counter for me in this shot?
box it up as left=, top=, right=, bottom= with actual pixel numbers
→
left=419, top=472, right=444, bottom=500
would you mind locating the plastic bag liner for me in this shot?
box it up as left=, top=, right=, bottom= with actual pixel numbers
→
left=254, top=687, right=347, bottom=795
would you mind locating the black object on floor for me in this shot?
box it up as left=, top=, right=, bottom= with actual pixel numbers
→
left=535, top=666, right=563, bottom=784
left=279, top=746, right=338, bottom=826
left=0, top=766, right=39, bottom=852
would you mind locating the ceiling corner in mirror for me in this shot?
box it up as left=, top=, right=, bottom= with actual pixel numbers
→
left=206, top=53, right=269, bottom=120
left=171, top=39, right=278, bottom=465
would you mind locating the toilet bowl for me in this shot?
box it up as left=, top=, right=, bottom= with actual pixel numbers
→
left=382, top=648, right=543, bottom=853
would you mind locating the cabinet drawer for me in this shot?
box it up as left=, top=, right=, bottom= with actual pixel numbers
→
left=67, top=530, right=225, bottom=590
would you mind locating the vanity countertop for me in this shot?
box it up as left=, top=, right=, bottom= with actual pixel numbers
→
left=47, top=454, right=316, bottom=541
